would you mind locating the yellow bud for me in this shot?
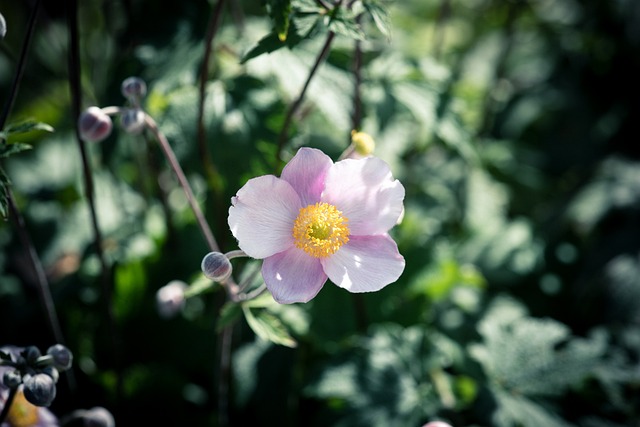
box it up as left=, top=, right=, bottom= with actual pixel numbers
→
left=351, top=131, right=375, bottom=156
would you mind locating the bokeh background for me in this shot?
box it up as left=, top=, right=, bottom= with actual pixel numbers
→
left=1, top=0, right=640, bottom=425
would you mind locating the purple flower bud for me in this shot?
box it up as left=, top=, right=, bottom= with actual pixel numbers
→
left=0, top=13, right=6, bottom=39
left=46, top=344, right=73, bottom=371
left=121, top=77, right=147, bottom=101
left=78, top=107, right=113, bottom=142
left=2, top=369, right=21, bottom=389
left=156, top=280, right=187, bottom=319
left=23, top=346, right=41, bottom=365
left=82, top=406, right=116, bottom=427
left=201, top=252, right=232, bottom=282
left=120, top=108, right=146, bottom=134
left=23, top=373, right=57, bottom=407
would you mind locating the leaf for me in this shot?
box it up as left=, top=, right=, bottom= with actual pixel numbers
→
left=216, top=301, right=243, bottom=332
left=0, top=119, right=54, bottom=141
left=0, top=142, right=32, bottom=159
left=327, top=11, right=366, bottom=41
left=266, top=0, right=293, bottom=41
left=242, top=305, right=297, bottom=348
left=363, top=1, right=391, bottom=39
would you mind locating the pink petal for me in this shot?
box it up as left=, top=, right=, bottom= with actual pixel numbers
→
left=281, top=147, right=333, bottom=206
left=262, top=247, right=327, bottom=303
left=321, top=234, right=405, bottom=293
left=322, top=157, right=405, bottom=235
left=228, top=175, right=301, bottom=259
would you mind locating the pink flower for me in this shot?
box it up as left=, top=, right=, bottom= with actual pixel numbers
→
left=228, top=147, right=405, bottom=304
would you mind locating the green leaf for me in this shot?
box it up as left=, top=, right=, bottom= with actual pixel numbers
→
left=0, top=142, right=32, bottom=159
left=114, top=261, right=147, bottom=321
left=242, top=305, right=297, bottom=348
left=0, top=119, right=54, bottom=141
left=363, top=1, right=391, bottom=39
left=327, top=10, right=366, bottom=40
left=216, top=301, right=243, bottom=332
left=266, top=0, right=293, bottom=42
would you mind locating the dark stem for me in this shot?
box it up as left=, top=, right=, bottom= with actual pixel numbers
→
left=432, top=0, right=451, bottom=60
left=197, top=0, right=226, bottom=192
left=144, top=114, right=220, bottom=254
left=0, top=387, right=17, bottom=424
left=217, top=324, right=233, bottom=427
left=275, top=30, right=336, bottom=168
left=0, top=0, right=40, bottom=128
left=314, top=0, right=331, bottom=10
left=351, top=38, right=363, bottom=134
left=7, top=193, right=65, bottom=344
left=66, top=0, right=120, bottom=403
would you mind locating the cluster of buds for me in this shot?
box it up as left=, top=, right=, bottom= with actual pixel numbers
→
left=77, top=76, right=147, bottom=142
left=1, top=344, right=73, bottom=407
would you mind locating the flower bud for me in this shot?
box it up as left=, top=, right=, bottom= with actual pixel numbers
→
left=41, top=366, right=59, bottom=384
left=156, top=280, right=187, bottom=319
left=121, top=77, right=147, bottom=101
left=351, top=130, right=375, bottom=156
left=201, top=252, right=232, bottom=282
left=422, top=422, right=453, bottom=427
left=46, top=344, right=73, bottom=371
left=82, top=406, right=115, bottom=427
left=120, top=108, right=146, bottom=134
left=23, top=346, right=41, bottom=365
left=3, top=369, right=22, bottom=389
left=0, top=13, right=6, bottom=39
left=78, top=107, right=113, bottom=142
left=23, top=373, right=57, bottom=407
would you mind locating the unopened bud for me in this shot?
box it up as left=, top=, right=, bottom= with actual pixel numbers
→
left=78, top=107, right=113, bottom=142
left=120, top=108, right=146, bottom=134
left=156, top=280, right=187, bottom=319
left=23, top=346, right=41, bottom=365
left=201, top=252, right=232, bottom=282
left=23, top=373, right=57, bottom=407
left=3, top=369, right=21, bottom=389
left=0, top=13, right=6, bottom=39
left=422, top=422, right=453, bottom=427
left=41, top=366, right=59, bottom=383
left=46, top=344, right=73, bottom=371
left=121, top=77, right=147, bottom=101
left=82, top=406, right=116, bottom=427
left=351, top=130, right=375, bottom=156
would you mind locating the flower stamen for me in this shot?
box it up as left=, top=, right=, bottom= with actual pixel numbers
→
left=292, top=202, right=350, bottom=258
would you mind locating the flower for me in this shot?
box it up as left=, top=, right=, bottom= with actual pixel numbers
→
left=228, top=147, right=405, bottom=304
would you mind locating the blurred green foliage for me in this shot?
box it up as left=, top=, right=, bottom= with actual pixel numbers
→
left=1, top=0, right=640, bottom=425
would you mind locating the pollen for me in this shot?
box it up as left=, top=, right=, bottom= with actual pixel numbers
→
left=292, top=202, right=350, bottom=258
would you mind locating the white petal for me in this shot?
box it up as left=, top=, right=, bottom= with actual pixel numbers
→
left=322, top=157, right=405, bottom=235
left=281, top=147, right=333, bottom=206
left=321, top=235, right=405, bottom=293
left=262, top=247, right=327, bottom=304
left=228, top=175, right=301, bottom=259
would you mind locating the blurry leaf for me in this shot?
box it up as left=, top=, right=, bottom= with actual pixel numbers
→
left=0, top=119, right=54, bottom=141
left=184, top=275, right=218, bottom=298
left=216, top=301, right=243, bottom=332
left=242, top=305, right=297, bottom=348
left=470, top=296, right=607, bottom=427
left=363, top=1, right=391, bottom=39
left=114, top=261, right=147, bottom=321
left=305, top=325, right=440, bottom=426
left=0, top=142, right=31, bottom=159
left=327, top=9, right=365, bottom=40
left=410, top=257, right=485, bottom=301
left=266, top=0, right=292, bottom=41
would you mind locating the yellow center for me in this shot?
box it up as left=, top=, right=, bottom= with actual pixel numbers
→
left=7, top=390, right=40, bottom=427
left=292, top=202, right=350, bottom=258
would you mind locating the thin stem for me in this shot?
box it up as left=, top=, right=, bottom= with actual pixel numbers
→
left=144, top=114, right=220, bottom=254
left=197, top=0, right=226, bottom=192
left=351, top=38, right=363, bottom=134
left=217, top=325, right=233, bottom=427
left=224, top=249, right=246, bottom=260
left=66, top=0, right=118, bottom=401
left=314, top=0, right=331, bottom=10
left=275, top=30, right=336, bottom=168
left=0, top=387, right=17, bottom=424
left=7, top=193, right=65, bottom=344
left=0, top=0, right=40, bottom=128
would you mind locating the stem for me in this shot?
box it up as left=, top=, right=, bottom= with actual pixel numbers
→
left=66, top=0, right=118, bottom=401
left=224, top=250, right=246, bottom=260
left=351, top=39, right=362, bottom=133
left=217, top=325, right=233, bottom=427
left=7, top=194, right=65, bottom=345
left=0, top=0, right=40, bottom=128
left=275, top=30, right=336, bottom=168
left=0, top=387, right=17, bottom=425
left=144, top=114, right=220, bottom=254
left=197, top=0, right=226, bottom=192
